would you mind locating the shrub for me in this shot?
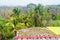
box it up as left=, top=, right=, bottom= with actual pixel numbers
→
left=56, top=14, right=60, bottom=20
left=49, top=20, right=60, bottom=26
left=16, top=23, right=27, bottom=30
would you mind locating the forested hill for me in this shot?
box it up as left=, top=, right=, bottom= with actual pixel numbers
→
left=48, top=5, right=60, bottom=7
left=47, top=5, right=60, bottom=15
left=0, top=6, right=28, bottom=18
left=0, top=5, right=60, bottom=17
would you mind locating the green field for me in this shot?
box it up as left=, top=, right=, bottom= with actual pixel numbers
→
left=47, top=27, right=60, bottom=35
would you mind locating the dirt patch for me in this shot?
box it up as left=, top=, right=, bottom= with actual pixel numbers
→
left=17, top=27, right=56, bottom=36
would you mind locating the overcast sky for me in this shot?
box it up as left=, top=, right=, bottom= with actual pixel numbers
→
left=0, top=0, right=60, bottom=6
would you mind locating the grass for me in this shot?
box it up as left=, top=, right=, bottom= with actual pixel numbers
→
left=47, top=26, right=60, bottom=35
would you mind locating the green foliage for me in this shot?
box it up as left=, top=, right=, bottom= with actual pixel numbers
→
left=56, top=14, right=60, bottom=20
left=16, top=23, right=26, bottom=30
left=13, top=8, right=21, bottom=16
left=49, top=20, right=60, bottom=26
left=0, top=17, right=14, bottom=40
left=19, top=13, right=34, bottom=27
left=27, top=3, right=36, bottom=9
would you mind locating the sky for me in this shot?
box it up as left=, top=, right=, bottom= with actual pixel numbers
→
left=0, top=0, right=60, bottom=6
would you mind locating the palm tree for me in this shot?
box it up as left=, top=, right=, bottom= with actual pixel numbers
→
left=10, top=8, right=21, bottom=36
left=27, top=3, right=44, bottom=27
left=27, top=3, right=36, bottom=9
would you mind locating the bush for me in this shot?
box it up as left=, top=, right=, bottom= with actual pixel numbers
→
left=49, top=20, right=60, bottom=26
left=16, top=23, right=27, bottom=30
left=56, top=14, right=60, bottom=20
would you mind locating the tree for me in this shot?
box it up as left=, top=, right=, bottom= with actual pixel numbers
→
left=10, top=8, right=21, bottom=27
left=43, top=6, right=52, bottom=26
left=34, top=4, right=44, bottom=26
left=27, top=3, right=36, bottom=9
left=0, top=17, right=14, bottom=40
left=9, top=8, right=21, bottom=37
left=27, top=3, right=44, bottom=27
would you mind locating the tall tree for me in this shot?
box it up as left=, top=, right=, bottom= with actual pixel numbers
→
left=27, top=3, right=44, bottom=27
left=9, top=8, right=21, bottom=36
